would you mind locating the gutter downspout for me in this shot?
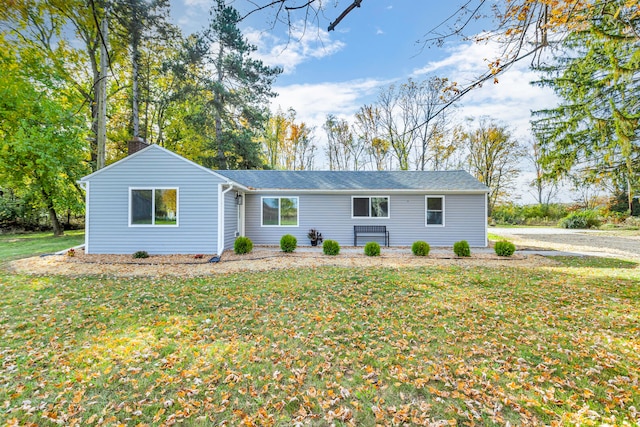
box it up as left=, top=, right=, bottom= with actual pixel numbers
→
left=484, top=191, right=489, bottom=248
left=217, top=183, right=234, bottom=255
left=78, top=181, right=89, bottom=254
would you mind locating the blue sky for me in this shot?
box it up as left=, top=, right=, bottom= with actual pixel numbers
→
left=170, top=0, right=560, bottom=202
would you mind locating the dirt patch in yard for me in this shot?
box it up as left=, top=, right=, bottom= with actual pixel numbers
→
left=8, top=247, right=559, bottom=277
left=494, top=229, right=640, bottom=261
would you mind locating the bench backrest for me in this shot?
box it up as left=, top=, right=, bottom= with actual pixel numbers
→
left=354, top=225, right=387, bottom=233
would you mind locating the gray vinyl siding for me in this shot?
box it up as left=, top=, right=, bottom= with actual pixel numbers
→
left=85, top=148, right=223, bottom=254
left=223, top=190, right=239, bottom=250
left=243, top=192, right=486, bottom=247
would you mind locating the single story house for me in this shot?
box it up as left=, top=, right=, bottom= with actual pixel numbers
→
left=79, top=144, right=489, bottom=254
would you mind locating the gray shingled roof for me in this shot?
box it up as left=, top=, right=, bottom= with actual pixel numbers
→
left=216, top=170, right=488, bottom=192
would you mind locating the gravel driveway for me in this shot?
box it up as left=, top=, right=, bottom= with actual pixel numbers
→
left=490, top=227, right=640, bottom=261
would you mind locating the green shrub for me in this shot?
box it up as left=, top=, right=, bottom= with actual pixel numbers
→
left=280, top=234, right=297, bottom=253
left=624, top=216, right=640, bottom=228
left=133, top=250, right=149, bottom=259
left=491, top=203, right=570, bottom=226
left=411, top=240, right=430, bottom=256
left=453, top=240, right=471, bottom=257
left=364, top=241, right=380, bottom=256
left=322, top=239, right=340, bottom=256
left=558, top=210, right=601, bottom=229
left=494, top=240, right=516, bottom=257
left=234, top=236, right=253, bottom=254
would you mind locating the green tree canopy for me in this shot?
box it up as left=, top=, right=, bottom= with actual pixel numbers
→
left=532, top=0, right=639, bottom=210
left=0, top=39, right=89, bottom=235
left=198, top=0, right=282, bottom=170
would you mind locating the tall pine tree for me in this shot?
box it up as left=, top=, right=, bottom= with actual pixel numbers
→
left=532, top=0, right=639, bottom=211
left=200, top=0, right=281, bottom=169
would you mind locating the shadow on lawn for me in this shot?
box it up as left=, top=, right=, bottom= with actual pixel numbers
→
left=550, top=256, right=638, bottom=269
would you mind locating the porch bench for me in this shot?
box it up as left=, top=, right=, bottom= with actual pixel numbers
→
left=354, top=225, right=389, bottom=247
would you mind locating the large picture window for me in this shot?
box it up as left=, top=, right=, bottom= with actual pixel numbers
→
left=426, top=196, right=444, bottom=226
left=262, top=197, right=299, bottom=226
left=130, top=188, right=178, bottom=226
left=352, top=196, right=389, bottom=218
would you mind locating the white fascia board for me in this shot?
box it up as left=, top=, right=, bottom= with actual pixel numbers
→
left=241, top=189, right=489, bottom=194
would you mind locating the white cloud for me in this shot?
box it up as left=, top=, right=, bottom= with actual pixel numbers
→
left=412, top=39, right=563, bottom=202
left=412, top=39, right=558, bottom=140
left=183, top=0, right=208, bottom=7
left=270, top=78, right=390, bottom=168
left=412, top=39, right=497, bottom=79
left=267, top=32, right=563, bottom=199
left=245, top=22, right=346, bottom=74
left=272, top=78, right=388, bottom=129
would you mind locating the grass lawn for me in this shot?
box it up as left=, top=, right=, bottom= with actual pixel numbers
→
left=0, top=234, right=639, bottom=426
left=0, top=230, right=84, bottom=263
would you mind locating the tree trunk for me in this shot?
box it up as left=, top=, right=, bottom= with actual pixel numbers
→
left=97, top=6, right=108, bottom=170
left=39, top=185, right=63, bottom=236
left=131, top=24, right=140, bottom=138
left=215, top=42, right=226, bottom=169
left=90, top=65, right=99, bottom=170
left=48, top=205, right=63, bottom=237
left=627, top=160, right=634, bottom=214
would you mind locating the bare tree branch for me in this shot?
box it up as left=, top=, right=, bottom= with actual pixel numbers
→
left=328, top=0, right=362, bottom=31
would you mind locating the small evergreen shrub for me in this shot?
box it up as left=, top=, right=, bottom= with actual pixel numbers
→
left=411, top=241, right=430, bottom=256
left=364, top=241, right=381, bottom=256
left=453, top=240, right=471, bottom=257
left=494, top=240, right=516, bottom=257
left=133, top=250, right=149, bottom=259
left=234, top=236, right=253, bottom=254
left=280, top=234, right=297, bottom=253
left=558, top=210, right=602, bottom=229
left=322, top=239, right=340, bottom=256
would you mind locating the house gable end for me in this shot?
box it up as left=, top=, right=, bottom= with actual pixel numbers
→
left=80, top=144, right=231, bottom=184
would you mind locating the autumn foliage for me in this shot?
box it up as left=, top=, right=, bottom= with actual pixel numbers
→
left=1, top=263, right=640, bottom=425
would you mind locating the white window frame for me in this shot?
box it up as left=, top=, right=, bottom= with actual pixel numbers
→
left=129, top=187, right=180, bottom=227
left=425, top=195, right=445, bottom=227
left=260, top=196, right=299, bottom=227
left=351, top=195, right=390, bottom=219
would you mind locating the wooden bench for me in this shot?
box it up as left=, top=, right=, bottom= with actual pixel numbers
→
left=354, top=225, right=389, bottom=247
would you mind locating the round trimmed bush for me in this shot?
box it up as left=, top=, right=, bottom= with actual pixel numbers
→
left=280, top=234, right=297, bottom=253
left=494, top=240, right=516, bottom=257
left=133, top=250, right=149, bottom=259
left=411, top=240, right=430, bottom=256
left=453, top=240, right=471, bottom=257
left=322, top=239, right=340, bottom=256
left=234, top=236, right=253, bottom=254
left=364, top=241, right=381, bottom=256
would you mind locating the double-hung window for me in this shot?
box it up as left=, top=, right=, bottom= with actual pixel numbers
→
left=426, top=196, right=444, bottom=226
left=262, top=197, right=299, bottom=226
left=130, top=188, right=178, bottom=226
left=352, top=196, right=389, bottom=218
